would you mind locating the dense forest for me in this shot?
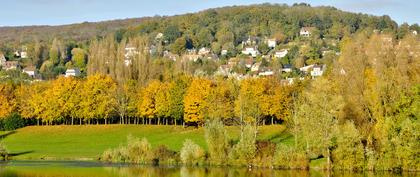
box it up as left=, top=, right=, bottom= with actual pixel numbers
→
left=0, top=3, right=418, bottom=172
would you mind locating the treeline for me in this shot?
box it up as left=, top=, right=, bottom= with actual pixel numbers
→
left=0, top=74, right=296, bottom=126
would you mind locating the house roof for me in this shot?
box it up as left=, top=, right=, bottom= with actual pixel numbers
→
left=301, top=27, right=316, bottom=32
left=23, top=66, right=36, bottom=71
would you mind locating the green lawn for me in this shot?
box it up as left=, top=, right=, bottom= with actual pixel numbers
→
left=0, top=124, right=286, bottom=160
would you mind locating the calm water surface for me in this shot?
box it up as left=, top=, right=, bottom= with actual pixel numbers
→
left=0, top=161, right=417, bottom=177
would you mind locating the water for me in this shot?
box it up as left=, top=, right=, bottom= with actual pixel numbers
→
left=0, top=161, right=417, bottom=177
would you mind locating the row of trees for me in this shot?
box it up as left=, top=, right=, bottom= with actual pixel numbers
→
left=0, top=74, right=295, bottom=126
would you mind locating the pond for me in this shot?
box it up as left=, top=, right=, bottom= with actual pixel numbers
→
left=0, top=161, right=417, bottom=177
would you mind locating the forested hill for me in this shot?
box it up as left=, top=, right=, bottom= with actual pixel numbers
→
left=0, top=3, right=408, bottom=46
left=0, top=17, right=147, bottom=44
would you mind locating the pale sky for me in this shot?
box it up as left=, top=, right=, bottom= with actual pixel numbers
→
left=0, top=0, right=418, bottom=27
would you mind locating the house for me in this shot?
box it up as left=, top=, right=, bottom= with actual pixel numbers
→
left=412, top=30, right=418, bottom=35
left=3, top=61, right=19, bottom=70
left=65, top=68, right=81, bottom=77
left=266, top=38, right=277, bottom=48
left=183, top=54, right=200, bottom=62
left=0, top=53, right=6, bottom=67
left=155, top=33, right=164, bottom=40
left=163, top=51, right=178, bottom=61
left=281, top=64, right=293, bottom=73
left=198, top=47, right=210, bottom=56
left=228, top=58, right=239, bottom=67
left=125, top=45, right=138, bottom=59
left=216, top=65, right=231, bottom=76
left=221, top=49, right=228, bottom=56
left=310, top=65, right=326, bottom=78
left=244, top=58, right=254, bottom=68
left=274, top=49, right=288, bottom=58
left=186, top=48, right=197, bottom=54
left=23, top=66, right=37, bottom=78
left=251, top=62, right=261, bottom=72
left=299, top=64, right=314, bottom=73
left=300, top=27, right=315, bottom=37
left=242, top=36, right=258, bottom=46
left=258, top=68, right=274, bottom=76
left=20, top=46, right=28, bottom=59
left=242, top=47, right=260, bottom=57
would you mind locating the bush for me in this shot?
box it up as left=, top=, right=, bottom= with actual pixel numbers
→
left=2, top=113, right=25, bottom=131
left=204, top=119, right=230, bottom=165
left=101, top=146, right=128, bottom=163
left=273, top=144, right=309, bottom=169
left=126, top=136, right=154, bottom=164
left=0, top=143, right=8, bottom=160
left=228, top=124, right=256, bottom=166
left=153, top=145, right=178, bottom=164
left=332, top=121, right=365, bottom=171
left=180, top=139, right=205, bottom=165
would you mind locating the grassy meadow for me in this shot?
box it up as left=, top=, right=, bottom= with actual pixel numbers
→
left=0, top=125, right=288, bottom=160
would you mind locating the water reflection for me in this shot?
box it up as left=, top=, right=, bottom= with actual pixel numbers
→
left=0, top=161, right=416, bottom=177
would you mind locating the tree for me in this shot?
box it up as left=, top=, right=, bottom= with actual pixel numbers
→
left=139, top=80, right=161, bottom=124
left=171, top=37, right=187, bottom=55
left=80, top=74, right=117, bottom=124
left=0, top=83, right=16, bottom=118
left=183, top=78, right=212, bottom=125
left=71, top=48, right=87, bottom=71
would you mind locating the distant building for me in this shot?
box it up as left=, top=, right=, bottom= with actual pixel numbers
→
left=310, top=65, right=326, bottom=78
left=155, top=33, right=164, bottom=40
left=412, top=30, right=418, bottom=35
left=300, top=27, right=315, bottom=37
left=0, top=53, right=6, bottom=67
left=23, top=66, right=37, bottom=77
left=281, top=64, right=293, bottom=73
left=242, top=47, right=260, bottom=57
left=299, top=64, right=314, bottom=73
left=251, top=62, right=261, bottom=72
left=65, top=68, right=81, bottom=77
left=3, top=61, right=19, bottom=70
left=266, top=38, right=277, bottom=48
left=198, top=47, right=211, bottom=56
left=242, top=36, right=258, bottom=46
left=228, top=58, right=239, bottom=67
left=125, top=45, right=138, bottom=59
left=221, top=49, right=228, bottom=56
left=163, top=51, right=178, bottom=61
left=20, top=46, right=28, bottom=59
left=274, top=49, right=288, bottom=58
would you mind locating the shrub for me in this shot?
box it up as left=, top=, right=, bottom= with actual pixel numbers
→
left=180, top=139, right=205, bottom=165
left=101, top=146, right=128, bottom=163
left=2, top=113, right=25, bottom=131
left=228, top=124, right=256, bottom=166
left=0, top=143, right=8, bottom=160
left=273, top=144, right=309, bottom=169
left=126, top=136, right=154, bottom=164
left=204, top=119, right=230, bottom=165
left=253, top=141, right=276, bottom=167
left=153, top=145, right=178, bottom=164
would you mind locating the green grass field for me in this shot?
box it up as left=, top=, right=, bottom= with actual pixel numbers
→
left=0, top=125, right=288, bottom=160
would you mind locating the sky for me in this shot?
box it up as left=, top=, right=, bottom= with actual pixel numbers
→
left=0, top=0, right=418, bottom=27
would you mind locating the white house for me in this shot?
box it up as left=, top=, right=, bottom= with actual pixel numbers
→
left=0, top=53, right=6, bottom=67
left=259, top=70, right=274, bottom=76
left=274, top=49, right=288, bottom=58
left=412, top=30, right=418, bottom=35
left=242, top=47, right=260, bottom=57
left=65, top=68, right=81, bottom=77
left=23, top=66, right=37, bottom=78
left=266, top=38, right=277, bottom=48
left=251, top=62, right=261, bottom=72
left=300, top=27, right=314, bottom=37
left=198, top=47, right=211, bottom=56
left=125, top=45, right=138, bottom=59
left=221, top=49, right=228, bottom=56
left=155, top=33, right=164, bottom=40
left=310, top=65, right=326, bottom=78
left=299, top=64, right=314, bottom=73
left=3, top=61, right=19, bottom=70
left=281, top=64, right=293, bottom=73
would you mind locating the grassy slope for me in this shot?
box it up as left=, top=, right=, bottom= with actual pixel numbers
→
left=0, top=125, right=287, bottom=160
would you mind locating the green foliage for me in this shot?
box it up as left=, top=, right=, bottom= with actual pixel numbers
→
left=229, top=124, right=256, bottom=165
left=273, top=144, right=309, bottom=169
left=180, top=139, right=205, bottom=165
left=2, top=113, right=24, bottom=131
left=204, top=119, right=229, bottom=165
left=332, top=121, right=365, bottom=171
left=126, top=135, right=154, bottom=164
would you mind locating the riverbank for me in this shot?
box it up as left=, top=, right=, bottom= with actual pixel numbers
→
left=0, top=125, right=287, bottom=160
